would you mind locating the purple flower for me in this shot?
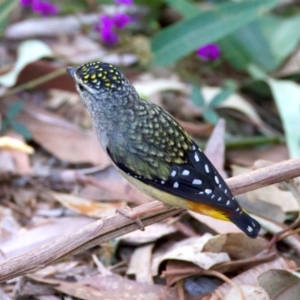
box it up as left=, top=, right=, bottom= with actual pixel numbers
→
left=196, top=44, right=221, bottom=61
left=114, top=0, right=133, bottom=5
left=19, top=0, right=58, bottom=16
left=20, top=0, right=32, bottom=6
left=95, top=13, right=133, bottom=45
left=32, top=0, right=58, bottom=16
left=112, top=13, right=132, bottom=29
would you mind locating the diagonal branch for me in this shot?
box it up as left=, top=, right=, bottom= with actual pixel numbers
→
left=0, top=158, right=300, bottom=282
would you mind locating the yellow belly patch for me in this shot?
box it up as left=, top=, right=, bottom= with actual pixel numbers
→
left=185, top=200, right=230, bottom=221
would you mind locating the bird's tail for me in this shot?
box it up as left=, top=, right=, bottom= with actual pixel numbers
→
left=228, top=210, right=260, bottom=238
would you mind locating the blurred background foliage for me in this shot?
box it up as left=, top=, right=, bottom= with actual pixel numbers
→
left=0, top=0, right=300, bottom=157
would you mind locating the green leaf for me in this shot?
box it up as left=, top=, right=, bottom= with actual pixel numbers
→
left=0, top=119, right=9, bottom=135
left=268, top=78, right=300, bottom=158
left=151, top=0, right=278, bottom=65
left=260, top=15, right=300, bottom=68
left=209, top=89, right=233, bottom=108
left=0, top=0, right=18, bottom=37
left=203, top=108, right=219, bottom=125
left=247, top=64, right=268, bottom=81
left=10, top=121, right=31, bottom=140
left=166, top=0, right=199, bottom=18
left=219, top=14, right=300, bottom=72
left=218, top=21, right=276, bottom=71
left=6, top=102, right=24, bottom=120
left=191, top=85, right=205, bottom=107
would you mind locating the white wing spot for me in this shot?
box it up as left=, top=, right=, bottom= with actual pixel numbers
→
left=232, top=197, right=235, bottom=200
left=161, top=180, right=165, bottom=184
left=236, top=208, right=240, bottom=212
left=194, top=153, right=199, bottom=162
left=182, top=170, right=190, bottom=176
left=192, top=179, right=202, bottom=185
left=214, top=176, right=219, bottom=184
left=247, top=226, right=253, bottom=232
left=211, top=194, right=215, bottom=199
left=218, top=197, right=222, bottom=201
left=205, top=189, right=212, bottom=195
left=171, top=170, right=176, bottom=177
left=192, top=145, right=196, bottom=150
left=205, top=164, right=209, bottom=173
left=252, top=222, right=256, bottom=227
left=199, top=191, right=204, bottom=195
left=173, top=182, right=179, bottom=188
left=226, top=200, right=230, bottom=205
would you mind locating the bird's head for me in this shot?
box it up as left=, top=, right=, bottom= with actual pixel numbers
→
left=67, top=62, right=134, bottom=114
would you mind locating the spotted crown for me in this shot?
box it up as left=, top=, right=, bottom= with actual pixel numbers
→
left=75, top=62, right=125, bottom=90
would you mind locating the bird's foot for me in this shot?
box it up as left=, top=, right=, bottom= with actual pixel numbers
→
left=116, top=207, right=145, bottom=231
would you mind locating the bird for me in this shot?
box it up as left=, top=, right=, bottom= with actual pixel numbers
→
left=66, top=61, right=261, bottom=238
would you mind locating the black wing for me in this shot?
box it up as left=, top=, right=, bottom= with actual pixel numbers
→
left=108, top=142, right=260, bottom=238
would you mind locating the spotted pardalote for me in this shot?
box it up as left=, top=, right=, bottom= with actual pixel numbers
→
left=67, top=62, right=261, bottom=238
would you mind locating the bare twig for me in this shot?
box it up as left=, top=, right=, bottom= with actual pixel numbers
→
left=0, top=158, right=300, bottom=282
left=227, top=157, right=300, bottom=195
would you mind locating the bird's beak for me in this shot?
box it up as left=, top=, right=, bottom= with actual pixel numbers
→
left=66, top=66, right=76, bottom=79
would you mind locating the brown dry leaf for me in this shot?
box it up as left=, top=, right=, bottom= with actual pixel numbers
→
left=227, top=145, right=289, bottom=167
left=29, top=273, right=178, bottom=300
left=133, top=76, right=188, bottom=98
left=46, top=89, right=80, bottom=109
left=3, top=131, right=32, bottom=174
left=258, top=269, right=300, bottom=300
left=151, top=234, right=230, bottom=276
left=0, top=151, right=15, bottom=174
left=203, top=233, right=268, bottom=260
left=0, top=205, right=21, bottom=245
left=202, top=233, right=272, bottom=274
left=210, top=257, right=291, bottom=299
left=17, top=60, right=76, bottom=92
left=204, top=119, right=226, bottom=175
left=178, top=120, right=213, bottom=137
left=0, top=216, right=94, bottom=259
left=78, top=166, right=155, bottom=205
left=127, top=244, right=154, bottom=284
left=224, top=285, right=270, bottom=300
left=49, top=191, right=125, bottom=218
left=34, top=261, right=79, bottom=277
left=163, top=260, right=205, bottom=287
left=276, top=46, right=300, bottom=77
left=12, top=102, right=110, bottom=166
left=189, top=212, right=241, bottom=235
left=237, top=195, right=285, bottom=224
left=0, top=132, right=32, bottom=175
left=119, top=222, right=176, bottom=245
left=232, top=165, right=298, bottom=212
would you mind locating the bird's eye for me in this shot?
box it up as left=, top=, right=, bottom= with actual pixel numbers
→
left=78, top=83, right=85, bottom=92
